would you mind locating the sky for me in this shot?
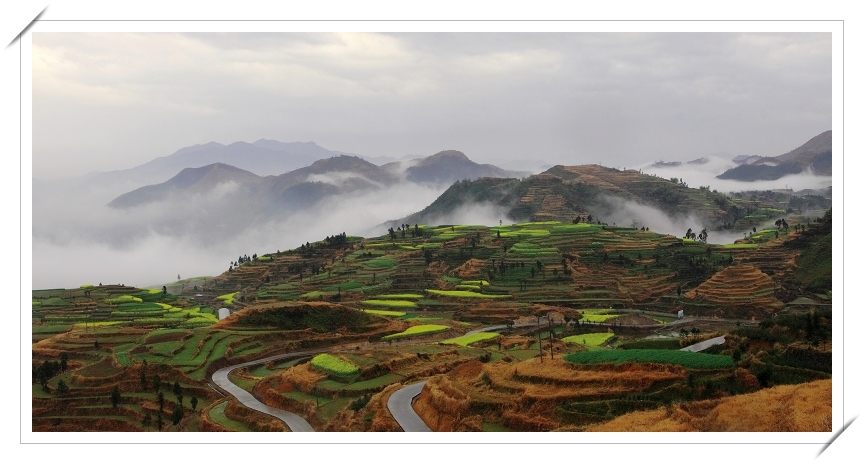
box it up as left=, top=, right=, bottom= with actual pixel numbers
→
left=32, top=31, right=832, bottom=178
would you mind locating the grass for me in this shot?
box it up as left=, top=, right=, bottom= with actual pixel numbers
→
left=362, top=309, right=407, bottom=317
left=562, top=332, right=615, bottom=346
left=217, top=292, right=238, bottom=305
left=440, top=332, right=500, bottom=347
left=382, top=324, right=450, bottom=340
left=360, top=299, right=417, bottom=309
left=426, top=290, right=512, bottom=299
left=310, top=354, right=360, bottom=376
left=208, top=402, right=251, bottom=431
left=564, top=349, right=734, bottom=369
left=720, top=243, right=759, bottom=249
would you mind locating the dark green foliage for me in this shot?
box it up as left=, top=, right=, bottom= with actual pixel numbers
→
left=564, top=349, right=734, bottom=369
left=190, top=395, right=198, bottom=411
left=55, top=379, right=69, bottom=395
left=110, top=386, right=121, bottom=408
left=142, top=412, right=152, bottom=429
left=350, top=394, right=371, bottom=411
left=793, top=233, right=831, bottom=293
left=235, top=303, right=375, bottom=332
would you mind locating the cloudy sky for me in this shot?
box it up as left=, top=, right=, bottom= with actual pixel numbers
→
left=32, top=31, right=832, bottom=178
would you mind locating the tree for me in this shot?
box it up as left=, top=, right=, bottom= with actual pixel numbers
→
left=158, top=391, right=165, bottom=413
left=59, top=352, right=68, bottom=372
left=152, top=374, right=161, bottom=392
left=190, top=395, right=198, bottom=411
left=55, top=379, right=69, bottom=395
left=140, top=370, right=147, bottom=390
left=111, top=385, right=121, bottom=408
left=94, top=340, right=100, bottom=349
left=142, top=412, right=152, bottom=429
left=172, top=381, right=182, bottom=397
left=156, top=412, right=164, bottom=431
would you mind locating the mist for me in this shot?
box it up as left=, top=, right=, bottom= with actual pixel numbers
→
left=638, top=156, right=832, bottom=193
left=32, top=180, right=448, bottom=289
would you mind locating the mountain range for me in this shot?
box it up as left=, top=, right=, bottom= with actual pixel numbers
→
left=717, top=130, right=831, bottom=181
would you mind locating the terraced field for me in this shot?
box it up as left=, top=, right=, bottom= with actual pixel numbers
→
left=32, top=208, right=831, bottom=432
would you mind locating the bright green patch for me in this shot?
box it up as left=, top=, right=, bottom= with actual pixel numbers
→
left=562, top=332, right=614, bottom=346
left=440, top=332, right=500, bottom=347
left=564, top=349, right=734, bottom=369
left=360, top=300, right=417, bottom=309
left=374, top=294, right=424, bottom=300
left=311, top=353, right=360, bottom=376
left=362, top=309, right=407, bottom=317
left=79, top=284, right=93, bottom=289
left=461, top=280, right=489, bottom=286
left=454, top=285, right=480, bottom=291
left=217, top=292, right=238, bottom=305
left=382, top=324, right=450, bottom=340
left=426, top=290, right=512, bottom=299
left=106, top=295, right=143, bottom=304
left=256, top=256, right=273, bottom=262
left=720, top=243, right=758, bottom=249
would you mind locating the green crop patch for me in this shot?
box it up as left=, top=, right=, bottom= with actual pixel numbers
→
left=362, top=257, right=397, bottom=269
left=440, top=332, right=499, bottom=346
left=562, top=332, right=614, bottom=346
left=720, top=243, right=759, bottom=249
left=217, top=292, right=238, bottom=305
left=256, top=256, right=273, bottom=262
left=454, top=284, right=481, bottom=291
left=105, top=295, right=143, bottom=304
left=362, top=309, right=407, bottom=317
left=382, top=324, right=450, bottom=340
left=374, top=293, right=424, bottom=300
left=564, top=349, right=734, bottom=369
left=361, top=299, right=417, bottom=309
left=311, top=353, right=360, bottom=377
left=461, top=280, right=489, bottom=286
left=426, top=290, right=512, bottom=299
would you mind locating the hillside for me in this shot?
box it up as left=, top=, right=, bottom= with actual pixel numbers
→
left=31, top=208, right=830, bottom=432
left=395, top=164, right=740, bottom=230
left=718, top=130, right=832, bottom=181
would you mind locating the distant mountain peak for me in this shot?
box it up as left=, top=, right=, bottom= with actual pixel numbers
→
left=418, top=150, right=471, bottom=165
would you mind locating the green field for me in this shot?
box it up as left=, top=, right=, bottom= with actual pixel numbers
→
left=360, top=299, right=417, bottom=309
left=440, top=332, right=500, bottom=347
left=562, top=332, right=614, bottom=346
left=310, top=354, right=360, bottom=376
left=382, top=324, right=450, bottom=340
left=426, top=290, right=512, bottom=299
left=564, top=349, right=734, bottom=369
left=362, top=309, right=407, bottom=317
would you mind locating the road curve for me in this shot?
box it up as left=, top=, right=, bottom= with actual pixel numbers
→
left=679, top=335, right=726, bottom=352
left=211, top=349, right=330, bottom=432
left=387, top=381, right=432, bottom=432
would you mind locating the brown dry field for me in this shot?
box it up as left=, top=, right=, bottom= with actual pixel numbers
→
left=585, top=378, right=831, bottom=432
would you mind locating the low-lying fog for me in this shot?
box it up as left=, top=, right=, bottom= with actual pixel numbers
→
left=32, top=156, right=831, bottom=290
